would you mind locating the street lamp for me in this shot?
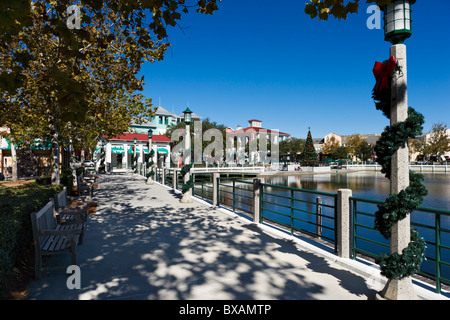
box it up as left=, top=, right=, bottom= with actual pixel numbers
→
left=383, top=0, right=415, bottom=45
left=132, top=137, right=137, bottom=174
left=180, top=107, right=193, bottom=203
left=183, top=107, right=193, bottom=125
left=377, top=0, right=418, bottom=300
left=146, top=129, right=154, bottom=185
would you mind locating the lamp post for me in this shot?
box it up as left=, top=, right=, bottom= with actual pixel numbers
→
left=180, top=107, right=193, bottom=203
left=100, top=138, right=106, bottom=173
left=146, top=129, right=154, bottom=185
left=379, top=0, right=417, bottom=300
left=133, top=137, right=137, bottom=175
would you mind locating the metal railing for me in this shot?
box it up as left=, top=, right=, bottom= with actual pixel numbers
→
left=260, top=183, right=338, bottom=251
left=351, top=196, right=450, bottom=294
left=192, top=173, right=214, bottom=202
left=137, top=167, right=450, bottom=296
left=217, top=177, right=254, bottom=216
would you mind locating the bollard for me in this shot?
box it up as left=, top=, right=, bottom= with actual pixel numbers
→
left=337, top=189, right=352, bottom=259
left=253, top=178, right=261, bottom=224
left=213, top=173, right=220, bottom=206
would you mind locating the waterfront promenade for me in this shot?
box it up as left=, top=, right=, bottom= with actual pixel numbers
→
left=26, top=173, right=446, bottom=300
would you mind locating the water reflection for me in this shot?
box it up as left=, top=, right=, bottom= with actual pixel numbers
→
left=263, top=172, right=450, bottom=211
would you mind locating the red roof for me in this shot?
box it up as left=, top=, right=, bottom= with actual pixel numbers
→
left=231, top=127, right=290, bottom=136
left=248, top=119, right=262, bottom=122
left=108, top=133, right=172, bottom=143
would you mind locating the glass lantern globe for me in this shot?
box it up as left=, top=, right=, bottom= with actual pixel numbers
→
left=183, top=107, right=193, bottom=125
left=383, top=0, right=415, bottom=45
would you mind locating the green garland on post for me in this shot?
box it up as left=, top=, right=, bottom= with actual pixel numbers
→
left=372, top=59, right=428, bottom=280
left=146, top=150, right=155, bottom=178
left=180, top=164, right=194, bottom=194
left=131, top=154, right=139, bottom=174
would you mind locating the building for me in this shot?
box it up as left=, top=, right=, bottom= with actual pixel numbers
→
left=0, top=126, right=70, bottom=178
left=148, top=106, right=202, bottom=135
left=100, top=133, right=172, bottom=172
left=227, top=119, right=290, bottom=143
left=226, top=119, right=290, bottom=164
left=98, top=105, right=203, bottom=171
left=410, top=129, right=450, bottom=162
left=95, top=115, right=173, bottom=171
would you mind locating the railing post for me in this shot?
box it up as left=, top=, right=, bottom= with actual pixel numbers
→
left=316, top=197, right=322, bottom=238
left=213, top=173, right=220, bottom=206
left=253, top=178, right=261, bottom=224
left=337, top=189, right=352, bottom=259
left=162, top=168, right=166, bottom=185
left=173, top=169, right=177, bottom=189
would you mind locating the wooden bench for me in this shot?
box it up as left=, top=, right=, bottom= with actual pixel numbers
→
left=54, top=187, right=88, bottom=223
left=31, top=200, right=83, bottom=280
left=77, top=174, right=94, bottom=198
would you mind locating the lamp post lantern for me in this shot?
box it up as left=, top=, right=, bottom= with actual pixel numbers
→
left=383, top=0, right=415, bottom=45
left=180, top=107, right=193, bottom=203
left=146, top=129, right=154, bottom=185
left=183, top=107, right=193, bottom=125
left=378, top=0, right=418, bottom=300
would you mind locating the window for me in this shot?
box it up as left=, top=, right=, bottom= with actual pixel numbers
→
left=165, top=116, right=169, bottom=125
left=159, top=116, right=163, bottom=124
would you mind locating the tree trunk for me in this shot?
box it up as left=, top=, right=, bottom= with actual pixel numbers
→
left=11, top=138, right=18, bottom=182
left=48, top=109, right=60, bottom=185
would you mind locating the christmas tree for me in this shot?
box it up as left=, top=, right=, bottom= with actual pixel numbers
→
left=302, top=127, right=318, bottom=166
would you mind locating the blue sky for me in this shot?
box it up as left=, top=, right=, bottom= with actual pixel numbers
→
left=141, top=0, right=450, bottom=139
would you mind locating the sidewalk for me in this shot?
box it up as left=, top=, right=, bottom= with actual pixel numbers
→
left=25, top=173, right=445, bottom=300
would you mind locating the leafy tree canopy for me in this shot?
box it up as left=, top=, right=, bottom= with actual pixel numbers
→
left=305, top=0, right=396, bottom=20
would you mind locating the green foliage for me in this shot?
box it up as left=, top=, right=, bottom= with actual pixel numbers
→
left=0, top=183, right=62, bottom=294
left=180, top=164, right=194, bottom=194
left=305, top=0, right=395, bottom=20
left=146, top=150, right=155, bottom=178
left=372, top=64, right=427, bottom=280
left=301, top=129, right=318, bottom=166
left=60, top=168, right=74, bottom=195
left=131, top=154, right=139, bottom=174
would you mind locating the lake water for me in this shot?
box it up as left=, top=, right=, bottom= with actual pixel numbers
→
left=262, top=171, right=450, bottom=211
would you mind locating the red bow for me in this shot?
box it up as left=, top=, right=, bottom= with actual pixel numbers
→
left=372, top=56, right=396, bottom=93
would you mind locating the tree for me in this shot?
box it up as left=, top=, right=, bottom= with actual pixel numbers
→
left=345, top=134, right=364, bottom=160
left=333, top=145, right=349, bottom=160
left=1, top=0, right=220, bottom=184
left=301, top=129, right=318, bottom=165
left=166, top=117, right=228, bottom=163
left=425, top=122, right=450, bottom=160
left=305, top=0, right=392, bottom=20
left=279, top=137, right=305, bottom=158
left=321, top=136, right=340, bottom=157
left=356, top=140, right=374, bottom=161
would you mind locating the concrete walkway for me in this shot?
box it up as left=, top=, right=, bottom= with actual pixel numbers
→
left=26, top=173, right=446, bottom=300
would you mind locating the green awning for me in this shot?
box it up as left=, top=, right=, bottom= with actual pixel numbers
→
left=157, top=148, right=169, bottom=154
left=1, top=137, right=51, bottom=150
left=112, top=146, right=125, bottom=154
left=128, top=146, right=144, bottom=154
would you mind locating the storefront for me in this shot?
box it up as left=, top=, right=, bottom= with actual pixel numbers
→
left=96, top=133, right=172, bottom=172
